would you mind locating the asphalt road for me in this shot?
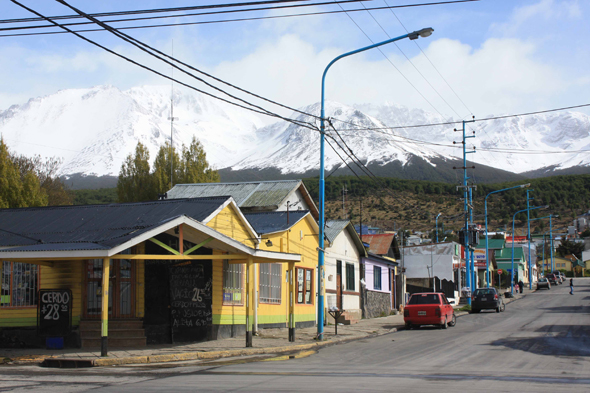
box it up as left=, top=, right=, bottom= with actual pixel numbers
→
left=2, top=278, right=589, bottom=392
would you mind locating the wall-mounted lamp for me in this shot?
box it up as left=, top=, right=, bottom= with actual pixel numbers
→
left=265, top=239, right=273, bottom=247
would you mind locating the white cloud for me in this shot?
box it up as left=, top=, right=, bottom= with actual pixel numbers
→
left=211, top=33, right=571, bottom=121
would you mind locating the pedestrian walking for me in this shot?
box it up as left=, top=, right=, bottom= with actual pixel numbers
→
left=518, top=280, right=524, bottom=294
left=570, top=278, right=574, bottom=295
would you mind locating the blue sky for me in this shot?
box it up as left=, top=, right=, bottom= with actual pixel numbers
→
left=1, top=0, right=588, bottom=120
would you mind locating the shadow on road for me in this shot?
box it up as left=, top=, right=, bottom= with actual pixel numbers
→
left=539, top=305, right=589, bottom=314
left=492, top=325, right=590, bottom=357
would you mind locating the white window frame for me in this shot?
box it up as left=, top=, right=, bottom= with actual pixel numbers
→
left=222, top=260, right=244, bottom=305
left=259, top=263, right=282, bottom=304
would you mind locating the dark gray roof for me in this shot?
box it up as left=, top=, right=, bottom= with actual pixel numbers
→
left=0, top=197, right=230, bottom=251
left=168, top=180, right=301, bottom=208
left=244, top=211, right=309, bottom=235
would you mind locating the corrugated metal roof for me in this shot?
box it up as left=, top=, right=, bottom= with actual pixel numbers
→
left=325, top=220, right=349, bottom=244
left=0, top=197, right=230, bottom=250
left=244, top=211, right=309, bottom=235
left=168, top=180, right=301, bottom=208
left=361, top=234, right=396, bottom=256
left=477, top=238, right=505, bottom=249
left=495, top=248, right=524, bottom=261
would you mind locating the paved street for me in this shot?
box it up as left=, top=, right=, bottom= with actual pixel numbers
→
left=1, top=279, right=589, bottom=392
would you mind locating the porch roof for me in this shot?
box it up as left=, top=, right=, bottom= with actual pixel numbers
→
left=0, top=198, right=299, bottom=263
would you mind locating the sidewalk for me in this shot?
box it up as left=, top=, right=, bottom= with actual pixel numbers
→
left=1, top=313, right=408, bottom=367
left=1, top=287, right=532, bottom=368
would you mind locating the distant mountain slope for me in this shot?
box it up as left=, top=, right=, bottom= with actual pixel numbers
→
left=2, top=85, right=589, bottom=186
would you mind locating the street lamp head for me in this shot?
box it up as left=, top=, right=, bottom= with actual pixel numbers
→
left=409, top=27, right=434, bottom=40
left=520, top=183, right=531, bottom=188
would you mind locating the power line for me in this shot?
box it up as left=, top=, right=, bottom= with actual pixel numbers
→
left=1, top=0, right=480, bottom=38
left=0, top=0, right=366, bottom=30
left=10, top=0, right=317, bottom=131
left=1, top=0, right=320, bottom=23
left=54, top=0, right=321, bottom=121
left=332, top=103, right=590, bottom=131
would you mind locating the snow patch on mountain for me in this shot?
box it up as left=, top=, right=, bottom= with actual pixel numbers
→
left=1, top=85, right=589, bottom=178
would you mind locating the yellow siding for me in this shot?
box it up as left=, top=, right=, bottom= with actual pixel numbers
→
left=206, top=205, right=256, bottom=248
left=0, top=260, right=84, bottom=328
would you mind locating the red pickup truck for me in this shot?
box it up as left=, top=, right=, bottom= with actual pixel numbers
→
left=404, top=292, right=456, bottom=329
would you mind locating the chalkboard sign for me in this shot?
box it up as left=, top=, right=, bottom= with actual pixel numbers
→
left=38, top=289, right=72, bottom=337
left=169, top=261, right=212, bottom=343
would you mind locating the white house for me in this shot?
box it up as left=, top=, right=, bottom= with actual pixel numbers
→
left=402, top=242, right=463, bottom=304
left=324, top=219, right=366, bottom=324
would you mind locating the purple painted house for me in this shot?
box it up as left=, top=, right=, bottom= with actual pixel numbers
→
left=360, top=253, right=398, bottom=319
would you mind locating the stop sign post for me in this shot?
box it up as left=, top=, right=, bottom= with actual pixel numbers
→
left=497, top=269, right=503, bottom=288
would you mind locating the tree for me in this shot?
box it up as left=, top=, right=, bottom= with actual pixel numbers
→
left=152, top=141, right=180, bottom=195
left=178, top=136, right=220, bottom=184
left=117, top=142, right=154, bottom=202
left=556, top=238, right=584, bottom=259
left=117, top=137, right=219, bottom=203
left=10, top=154, right=72, bottom=206
left=0, top=138, right=47, bottom=208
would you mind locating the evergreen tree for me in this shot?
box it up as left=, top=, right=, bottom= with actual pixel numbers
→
left=117, top=142, right=154, bottom=202
left=152, top=141, right=181, bottom=195
left=178, top=136, right=220, bottom=184
left=0, top=138, right=47, bottom=208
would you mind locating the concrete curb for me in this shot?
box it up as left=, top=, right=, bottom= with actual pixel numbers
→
left=4, top=324, right=405, bottom=368
left=91, top=328, right=403, bottom=367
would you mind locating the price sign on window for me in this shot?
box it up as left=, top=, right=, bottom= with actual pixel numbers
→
left=38, top=289, right=72, bottom=337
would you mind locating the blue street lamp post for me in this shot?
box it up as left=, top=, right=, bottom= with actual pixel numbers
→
left=511, top=205, right=547, bottom=294
left=484, top=184, right=530, bottom=287
left=317, top=27, right=434, bottom=340
left=435, top=213, right=442, bottom=243
left=530, top=214, right=557, bottom=278
left=526, top=190, right=534, bottom=289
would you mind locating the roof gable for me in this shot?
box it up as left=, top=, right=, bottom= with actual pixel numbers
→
left=362, top=234, right=397, bottom=257
left=167, top=180, right=319, bottom=220
left=244, top=211, right=310, bottom=235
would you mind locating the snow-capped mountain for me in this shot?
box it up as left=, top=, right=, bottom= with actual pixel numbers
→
left=1, top=85, right=589, bottom=181
left=0, top=85, right=263, bottom=176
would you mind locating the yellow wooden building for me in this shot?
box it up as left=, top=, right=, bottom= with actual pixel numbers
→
left=0, top=196, right=311, bottom=353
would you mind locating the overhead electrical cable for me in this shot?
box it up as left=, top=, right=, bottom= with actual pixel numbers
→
left=10, top=0, right=317, bottom=131
left=1, top=0, right=321, bottom=23
left=1, top=0, right=480, bottom=37
left=332, top=103, right=590, bottom=130
left=0, top=0, right=369, bottom=31
left=53, top=0, right=321, bottom=121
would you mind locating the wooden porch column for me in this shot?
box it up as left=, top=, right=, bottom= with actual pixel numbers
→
left=245, top=257, right=253, bottom=347
left=101, top=258, right=110, bottom=357
left=288, top=262, right=296, bottom=342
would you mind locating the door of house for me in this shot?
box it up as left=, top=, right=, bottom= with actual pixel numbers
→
left=336, top=260, right=342, bottom=310
left=84, top=259, right=135, bottom=319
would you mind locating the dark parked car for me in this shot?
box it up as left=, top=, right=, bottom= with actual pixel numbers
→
left=404, top=292, right=456, bottom=329
left=471, top=288, right=504, bottom=313
left=537, top=277, right=551, bottom=290
left=546, top=273, right=559, bottom=285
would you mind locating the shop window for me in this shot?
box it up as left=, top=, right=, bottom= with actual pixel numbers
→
left=260, top=263, right=281, bottom=304
left=297, top=267, right=313, bottom=304
left=1, top=261, right=39, bottom=308
left=223, top=260, right=244, bottom=305
left=346, top=263, right=355, bottom=291
left=374, top=266, right=382, bottom=290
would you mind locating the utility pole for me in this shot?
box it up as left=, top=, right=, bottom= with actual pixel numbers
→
left=359, top=195, right=363, bottom=241
left=167, top=41, right=178, bottom=190
left=454, top=117, right=476, bottom=304
left=342, top=186, right=348, bottom=219
left=527, top=189, right=534, bottom=289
